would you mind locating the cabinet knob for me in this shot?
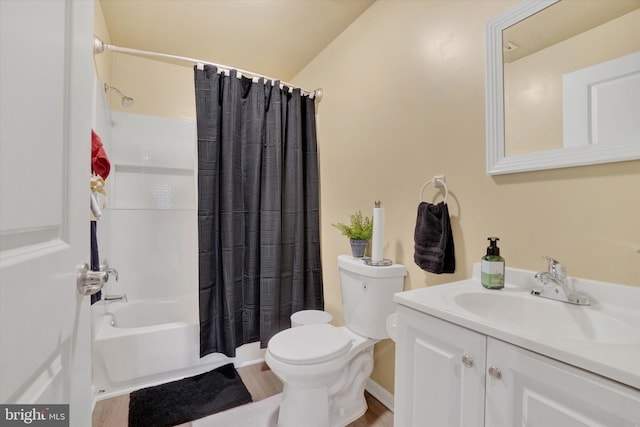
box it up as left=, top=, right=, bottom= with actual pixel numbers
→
left=488, top=366, right=502, bottom=380
left=462, top=354, right=474, bottom=368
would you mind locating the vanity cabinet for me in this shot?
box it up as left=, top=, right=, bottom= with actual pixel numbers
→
left=394, top=305, right=640, bottom=427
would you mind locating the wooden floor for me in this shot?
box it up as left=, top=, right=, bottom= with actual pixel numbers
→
left=92, top=362, right=393, bottom=427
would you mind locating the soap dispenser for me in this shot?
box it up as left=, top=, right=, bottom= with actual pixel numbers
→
left=481, top=237, right=505, bottom=289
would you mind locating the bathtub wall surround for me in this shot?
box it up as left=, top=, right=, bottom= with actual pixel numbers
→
left=91, top=77, right=114, bottom=302
left=102, top=111, right=197, bottom=301
left=89, top=110, right=215, bottom=398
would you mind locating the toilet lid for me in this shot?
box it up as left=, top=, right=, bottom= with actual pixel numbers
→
left=268, top=324, right=352, bottom=365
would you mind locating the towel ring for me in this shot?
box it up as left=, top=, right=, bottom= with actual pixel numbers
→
left=419, top=178, right=448, bottom=204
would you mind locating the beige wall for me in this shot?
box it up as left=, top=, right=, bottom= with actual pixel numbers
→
left=96, top=0, right=640, bottom=395
left=93, top=0, right=112, bottom=92
left=292, top=0, right=640, bottom=393
left=110, top=54, right=195, bottom=120
left=94, top=1, right=195, bottom=120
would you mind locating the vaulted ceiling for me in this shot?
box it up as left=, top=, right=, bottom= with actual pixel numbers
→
left=99, top=0, right=375, bottom=81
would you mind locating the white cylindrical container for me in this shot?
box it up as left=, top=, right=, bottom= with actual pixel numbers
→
left=372, top=201, right=384, bottom=262
left=290, top=310, right=333, bottom=327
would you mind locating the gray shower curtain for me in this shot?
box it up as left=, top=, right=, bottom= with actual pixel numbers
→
left=195, top=65, right=323, bottom=358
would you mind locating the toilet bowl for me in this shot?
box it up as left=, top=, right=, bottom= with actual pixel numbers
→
left=265, top=255, right=407, bottom=427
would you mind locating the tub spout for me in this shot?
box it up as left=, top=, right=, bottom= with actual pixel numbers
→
left=104, top=294, right=127, bottom=303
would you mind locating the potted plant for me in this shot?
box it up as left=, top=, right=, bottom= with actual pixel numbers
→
left=332, top=211, right=373, bottom=258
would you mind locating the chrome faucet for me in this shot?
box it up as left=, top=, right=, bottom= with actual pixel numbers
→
left=103, top=294, right=127, bottom=303
left=531, top=256, right=590, bottom=305
left=99, top=259, right=124, bottom=303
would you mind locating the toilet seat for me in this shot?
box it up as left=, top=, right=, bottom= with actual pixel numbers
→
left=268, top=324, right=351, bottom=365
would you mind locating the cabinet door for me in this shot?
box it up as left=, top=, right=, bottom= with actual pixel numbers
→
left=395, top=306, right=486, bottom=427
left=486, top=338, right=640, bottom=427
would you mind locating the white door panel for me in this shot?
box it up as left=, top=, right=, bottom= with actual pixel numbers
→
left=0, top=0, right=94, bottom=425
left=0, top=0, right=66, bottom=236
left=591, top=72, right=640, bottom=145
left=563, top=51, right=640, bottom=148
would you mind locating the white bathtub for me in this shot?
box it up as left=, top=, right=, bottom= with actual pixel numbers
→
left=92, top=295, right=265, bottom=399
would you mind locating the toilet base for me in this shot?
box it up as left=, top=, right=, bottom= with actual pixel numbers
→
left=330, top=393, right=368, bottom=427
left=276, top=382, right=368, bottom=427
left=269, top=342, right=375, bottom=427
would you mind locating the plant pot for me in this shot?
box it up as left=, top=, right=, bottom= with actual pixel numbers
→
left=350, top=239, right=368, bottom=258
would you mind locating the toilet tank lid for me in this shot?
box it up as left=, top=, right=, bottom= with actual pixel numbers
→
left=338, top=255, right=407, bottom=278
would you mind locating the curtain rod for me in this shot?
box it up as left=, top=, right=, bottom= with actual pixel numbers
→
left=93, top=37, right=323, bottom=100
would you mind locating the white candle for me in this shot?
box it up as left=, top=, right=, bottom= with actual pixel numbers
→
left=372, top=201, right=384, bottom=262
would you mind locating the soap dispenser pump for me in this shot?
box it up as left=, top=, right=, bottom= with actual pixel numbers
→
left=481, top=237, right=505, bottom=289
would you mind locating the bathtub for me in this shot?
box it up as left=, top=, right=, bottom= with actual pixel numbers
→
left=92, top=295, right=265, bottom=399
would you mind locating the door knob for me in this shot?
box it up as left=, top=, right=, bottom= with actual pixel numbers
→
left=76, top=263, right=108, bottom=296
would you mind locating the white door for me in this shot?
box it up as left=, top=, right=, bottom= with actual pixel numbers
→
left=0, top=1, right=95, bottom=425
left=394, top=305, right=486, bottom=427
left=563, top=51, right=640, bottom=148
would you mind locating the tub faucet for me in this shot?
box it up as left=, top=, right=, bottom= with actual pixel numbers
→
left=104, top=294, right=127, bottom=303
left=531, top=256, right=590, bottom=305
left=99, top=259, right=119, bottom=282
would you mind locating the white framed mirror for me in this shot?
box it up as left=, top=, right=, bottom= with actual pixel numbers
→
left=485, top=0, right=640, bottom=175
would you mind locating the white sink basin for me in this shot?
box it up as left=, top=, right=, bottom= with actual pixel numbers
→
left=453, top=291, right=640, bottom=345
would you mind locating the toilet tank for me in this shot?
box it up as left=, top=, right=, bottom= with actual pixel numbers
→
left=338, top=255, right=407, bottom=339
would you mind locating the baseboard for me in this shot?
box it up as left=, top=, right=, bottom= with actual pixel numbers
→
left=365, top=378, right=394, bottom=412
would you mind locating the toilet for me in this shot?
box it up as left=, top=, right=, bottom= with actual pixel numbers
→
left=265, top=255, right=407, bottom=427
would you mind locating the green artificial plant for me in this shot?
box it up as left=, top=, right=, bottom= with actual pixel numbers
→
left=332, top=211, right=373, bottom=240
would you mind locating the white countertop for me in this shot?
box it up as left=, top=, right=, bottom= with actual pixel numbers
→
left=393, top=264, right=640, bottom=390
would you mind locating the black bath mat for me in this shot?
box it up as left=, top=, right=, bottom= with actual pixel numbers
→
left=128, top=363, right=253, bottom=427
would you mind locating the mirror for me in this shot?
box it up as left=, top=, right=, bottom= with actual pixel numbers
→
left=486, top=0, right=640, bottom=175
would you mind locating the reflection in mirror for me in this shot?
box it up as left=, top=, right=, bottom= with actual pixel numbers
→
left=485, top=0, right=640, bottom=175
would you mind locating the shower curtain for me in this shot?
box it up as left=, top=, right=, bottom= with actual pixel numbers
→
left=195, top=65, right=324, bottom=358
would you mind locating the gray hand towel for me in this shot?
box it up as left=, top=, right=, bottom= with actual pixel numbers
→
left=414, top=201, right=455, bottom=274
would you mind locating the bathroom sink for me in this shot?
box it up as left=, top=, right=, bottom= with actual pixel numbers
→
left=393, top=264, right=640, bottom=390
left=452, top=291, right=640, bottom=345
